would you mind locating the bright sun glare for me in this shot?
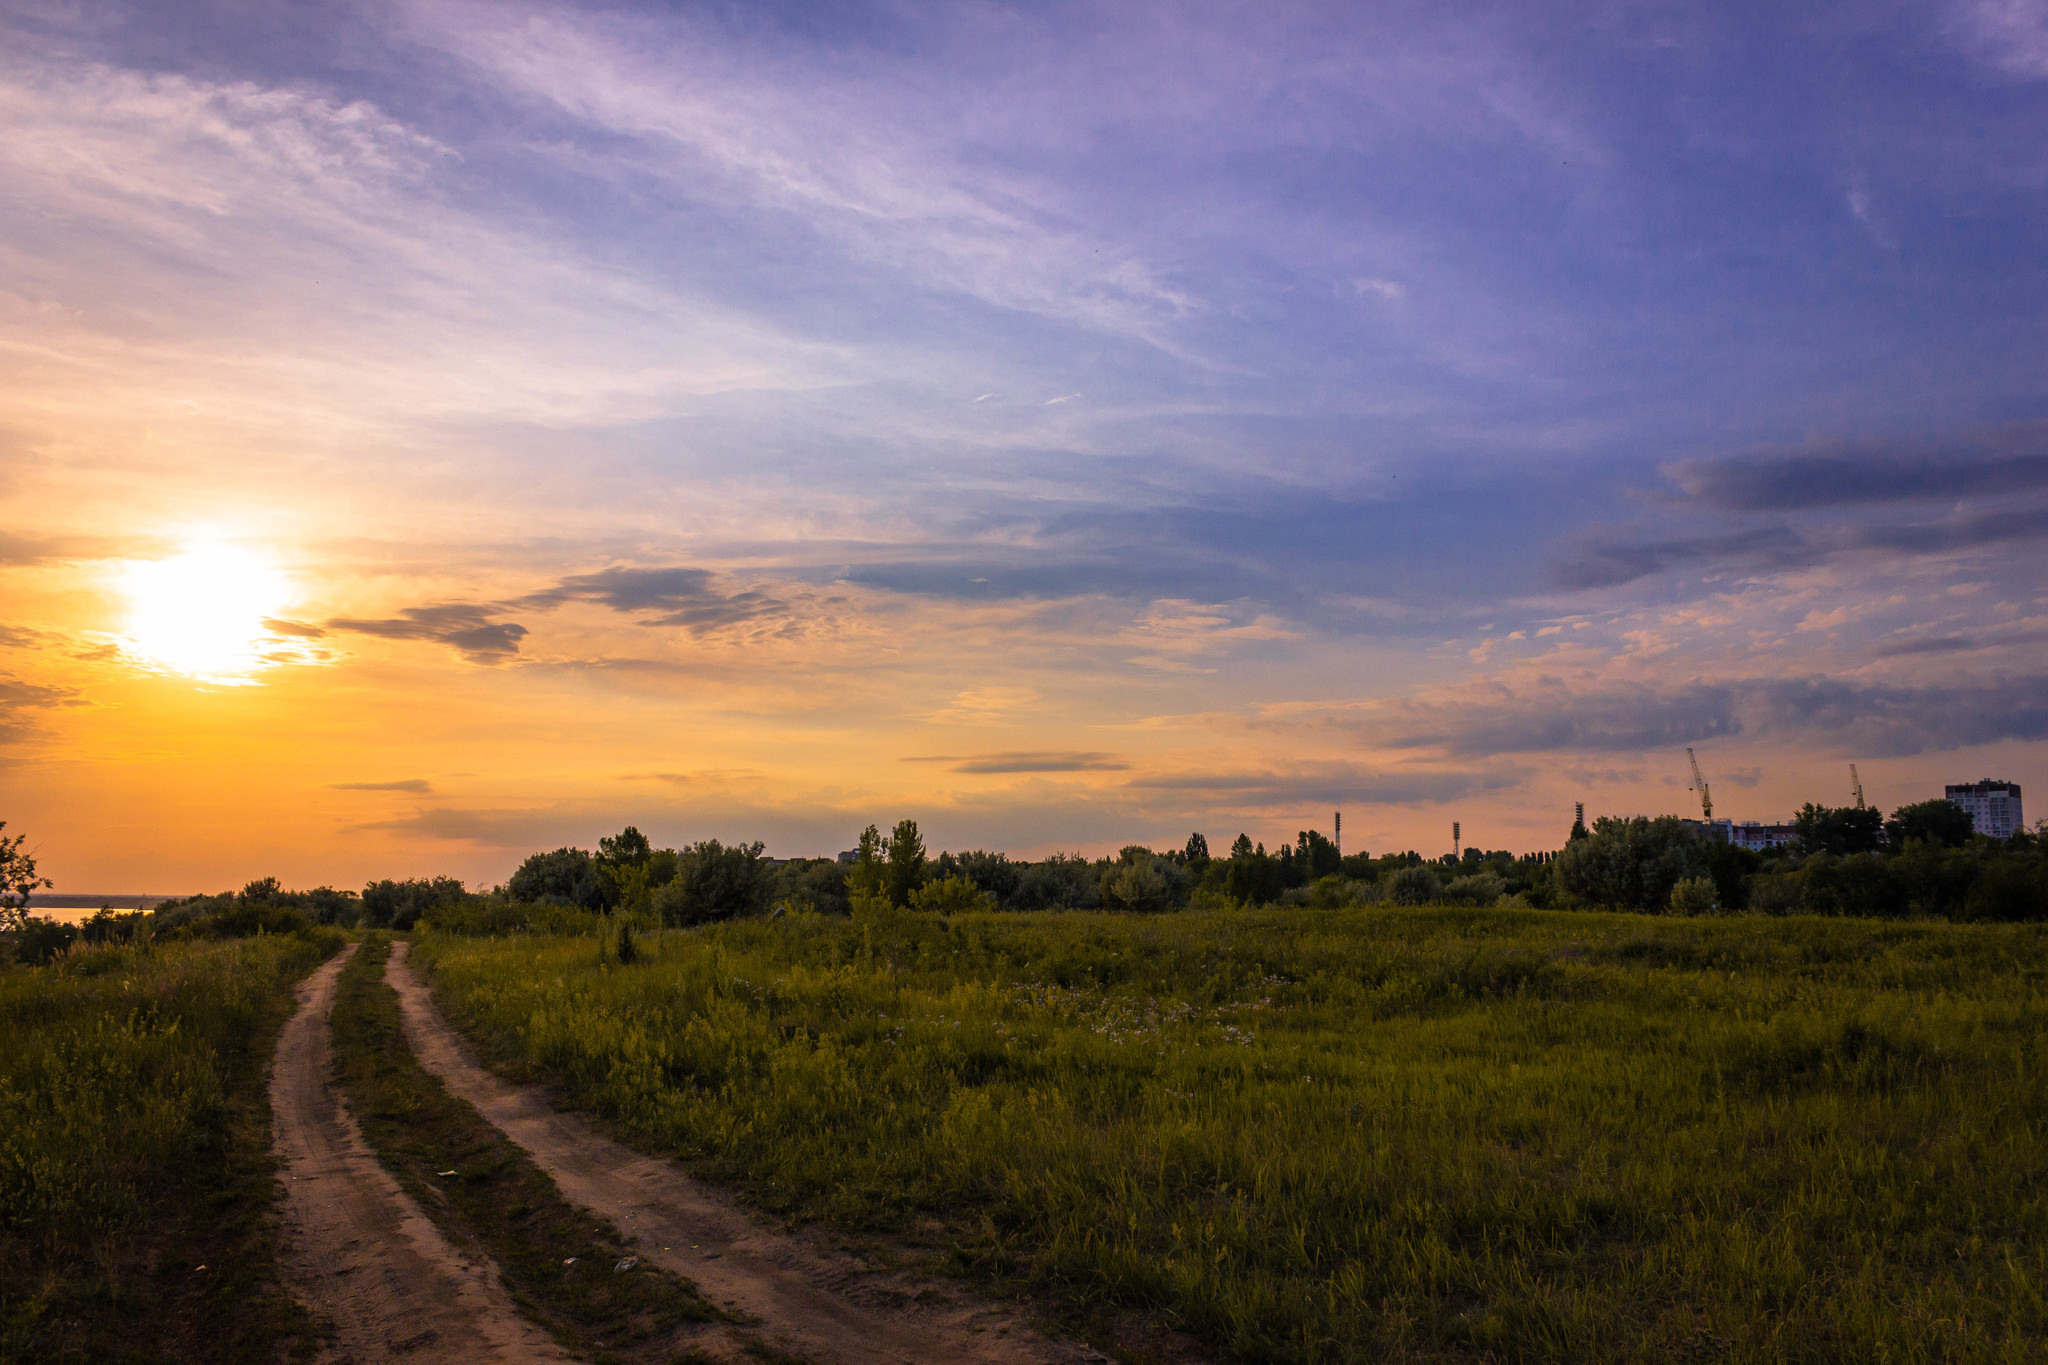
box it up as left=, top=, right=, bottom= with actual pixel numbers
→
left=121, top=541, right=292, bottom=680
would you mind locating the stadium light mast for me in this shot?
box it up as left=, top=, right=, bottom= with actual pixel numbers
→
left=1453, top=820, right=1461, bottom=858
left=1686, top=748, right=1713, bottom=821
left=1850, top=764, right=1866, bottom=810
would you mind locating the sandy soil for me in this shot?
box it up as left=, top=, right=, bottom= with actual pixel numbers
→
left=270, top=944, right=572, bottom=1364
left=386, top=942, right=1105, bottom=1365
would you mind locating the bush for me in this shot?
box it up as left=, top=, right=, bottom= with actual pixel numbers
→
left=508, top=847, right=605, bottom=909
left=1443, top=872, right=1506, bottom=906
left=1386, top=865, right=1442, bottom=906
left=362, top=876, right=469, bottom=930
left=1555, top=816, right=1711, bottom=912
left=1668, top=876, right=1718, bottom=916
left=652, top=840, right=771, bottom=925
left=1009, top=854, right=1102, bottom=911
left=907, top=875, right=998, bottom=915
left=1101, top=850, right=1184, bottom=912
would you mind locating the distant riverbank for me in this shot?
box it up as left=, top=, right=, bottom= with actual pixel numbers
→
left=26, top=893, right=187, bottom=924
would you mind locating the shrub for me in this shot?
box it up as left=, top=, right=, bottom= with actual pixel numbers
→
left=1386, top=865, right=1442, bottom=906
left=362, top=876, right=469, bottom=930
left=1668, top=876, right=1718, bottom=916
left=652, top=840, right=771, bottom=925
left=1443, top=872, right=1506, bottom=906
left=907, top=875, right=998, bottom=916
left=1554, top=816, right=1711, bottom=911
left=508, top=847, right=605, bottom=909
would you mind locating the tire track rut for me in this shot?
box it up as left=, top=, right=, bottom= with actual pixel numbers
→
left=271, top=944, right=571, bottom=1364
left=387, top=941, right=1102, bottom=1365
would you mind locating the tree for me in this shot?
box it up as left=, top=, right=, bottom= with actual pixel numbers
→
left=1229, top=832, right=1255, bottom=860
left=884, top=819, right=927, bottom=906
left=0, top=821, right=52, bottom=932
left=1183, top=831, right=1210, bottom=863
left=598, top=825, right=653, bottom=868
left=1885, top=799, right=1976, bottom=850
left=1793, top=803, right=1884, bottom=856
left=508, top=847, right=605, bottom=909
left=1669, top=876, right=1718, bottom=915
left=1296, top=829, right=1341, bottom=879
left=908, top=875, right=997, bottom=915
left=652, top=840, right=770, bottom=925
left=848, top=824, right=888, bottom=901
left=1554, top=816, right=1712, bottom=912
left=1386, top=865, right=1442, bottom=905
left=362, top=876, right=468, bottom=930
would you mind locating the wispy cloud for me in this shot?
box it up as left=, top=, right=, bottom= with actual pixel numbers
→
left=906, top=751, right=1127, bottom=774
left=331, top=778, right=434, bottom=793
left=325, top=605, right=528, bottom=662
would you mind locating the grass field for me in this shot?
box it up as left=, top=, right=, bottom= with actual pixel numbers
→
left=0, top=931, right=339, bottom=1364
left=414, top=904, right=2048, bottom=1364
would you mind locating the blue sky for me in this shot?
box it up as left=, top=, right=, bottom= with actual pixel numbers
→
left=2, top=0, right=2045, bottom=886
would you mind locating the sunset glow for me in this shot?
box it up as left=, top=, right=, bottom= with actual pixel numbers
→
left=120, top=543, right=293, bottom=682
left=1, top=0, right=2042, bottom=895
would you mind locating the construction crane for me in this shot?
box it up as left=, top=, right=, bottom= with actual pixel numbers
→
left=1686, top=748, right=1713, bottom=821
left=1850, top=764, right=1866, bottom=810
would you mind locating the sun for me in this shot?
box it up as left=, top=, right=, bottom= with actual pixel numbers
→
left=120, top=541, right=294, bottom=680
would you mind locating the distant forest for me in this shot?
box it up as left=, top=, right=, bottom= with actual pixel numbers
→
left=10, top=795, right=2041, bottom=964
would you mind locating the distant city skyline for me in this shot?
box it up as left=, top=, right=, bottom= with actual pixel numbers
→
left=2, top=0, right=2046, bottom=890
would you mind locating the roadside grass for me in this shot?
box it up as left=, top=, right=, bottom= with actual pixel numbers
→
left=0, top=930, right=341, bottom=1364
left=415, top=904, right=2048, bottom=1364
left=329, top=935, right=730, bottom=1364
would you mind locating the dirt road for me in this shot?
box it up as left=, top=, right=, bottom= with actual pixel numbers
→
left=271, top=945, right=571, bottom=1364
left=386, top=942, right=1100, bottom=1365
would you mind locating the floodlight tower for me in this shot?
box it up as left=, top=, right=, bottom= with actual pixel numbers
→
left=1453, top=820, right=1461, bottom=858
left=1334, top=810, right=1341, bottom=860
left=1850, top=764, right=1866, bottom=810
left=1686, top=748, right=1713, bottom=821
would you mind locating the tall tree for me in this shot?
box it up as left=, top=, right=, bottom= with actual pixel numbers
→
left=848, top=824, right=888, bottom=900
left=0, top=821, right=53, bottom=932
left=884, top=819, right=928, bottom=906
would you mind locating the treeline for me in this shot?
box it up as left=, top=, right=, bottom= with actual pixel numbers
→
left=6, top=794, right=2041, bottom=966
left=468, top=802, right=2045, bottom=927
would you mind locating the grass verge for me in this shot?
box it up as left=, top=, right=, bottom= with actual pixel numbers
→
left=0, top=930, right=341, bottom=1364
left=329, top=934, right=729, bottom=1364
left=416, top=905, right=2048, bottom=1364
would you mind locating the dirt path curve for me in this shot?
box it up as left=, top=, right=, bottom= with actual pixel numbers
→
left=271, top=944, right=573, bottom=1364
left=386, top=942, right=1103, bottom=1365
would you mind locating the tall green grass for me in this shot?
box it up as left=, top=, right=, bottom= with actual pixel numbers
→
left=0, top=931, right=339, bottom=1363
left=416, top=906, right=2048, bottom=1363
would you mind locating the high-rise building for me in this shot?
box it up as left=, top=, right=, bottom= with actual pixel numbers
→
left=1946, top=780, right=2024, bottom=839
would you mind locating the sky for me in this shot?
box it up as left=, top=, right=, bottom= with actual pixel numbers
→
left=4, top=0, right=2047, bottom=893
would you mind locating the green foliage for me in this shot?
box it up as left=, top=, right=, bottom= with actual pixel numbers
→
left=651, top=839, right=771, bottom=925
left=417, top=907, right=2048, bottom=1363
left=1385, top=864, right=1441, bottom=905
left=362, top=875, right=467, bottom=930
left=508, top=846, right=606, bottom=909
left=0, top=933, right=335, bottom=1361
left=907, top=875, right=998, bottom=915
left=1794, top=802, right=1886, bottom=855
left=1668, top=875, right=1718, bottom=915
left=1554, top=815, right=1712, bottom=911
left=0, top=821, right=54, bottom=932
left=597, top=824, right=653, bottom=869
left=1887, top=798, right=1977, bottom=849
left=883, top=819, right=927, bottom=906
left=1183, top=831, right=1209, bottom=862
left=1442, top=870, right=1505, bottom=905
left=1294, top=828, right=1341, bottom=879
left=847, top=824, right=888, bottom=902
